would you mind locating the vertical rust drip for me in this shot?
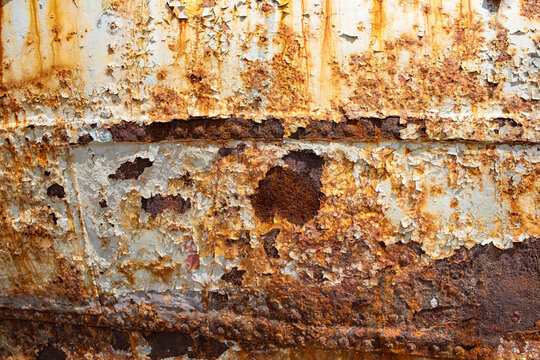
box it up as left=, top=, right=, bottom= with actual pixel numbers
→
left=49, top=0, right=59, bottom=64
left=176, top=19, right=188, bottom=61
left=0, top=1, right=3, bottom=85
left=28, top=0, right=44, bottom=74
left=300, top=0, right=310, bottom=98
left=370, top=0, right=385, bottom=51
left=320, top=0, right=334, bottom=102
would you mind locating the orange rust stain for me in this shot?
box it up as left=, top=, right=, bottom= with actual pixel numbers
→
left=27, top=0, right=44, bottom=74
left=300, top=0, right=310, bottom=97
left=175, top=19, right=188, bottom=61
left=424, top=0, right=444, bottom=54
left=0, top=3, right=3, bottom=84
left=370, top=0, right=385, bottom=51
left=520, top=0, right=540, bottom=19
left=47, top=0, right=79, bottom=68
left=320, top=0, right=335, bottom=101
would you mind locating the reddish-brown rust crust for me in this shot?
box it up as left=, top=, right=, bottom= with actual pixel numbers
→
left=251, top=150, right=325, bottom=225
left=107, top=117, right=285, bottom=142
left=261, top=229, right=280, bottom=259
left=251, top=166, right=323, bottom=225
left=141, top=194, right=191, bottom=218
left=221, top=267, right=246, bottom=286
left=1, top=238, right=536, bottom=358
left=412, top=237, right=540, bottom=339
left=290, top=117, right=404, bottom=140
left=106, top=117, right=410, bottom=142
left=109, top=157, right=153, bottom=180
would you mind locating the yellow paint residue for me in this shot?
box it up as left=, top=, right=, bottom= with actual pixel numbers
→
left=183, top=0, right=204, bottom=16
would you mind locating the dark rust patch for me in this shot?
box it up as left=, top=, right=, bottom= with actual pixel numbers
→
left=261, top=229, right=280, bottom=258
left=191, top=335, right=228, bottom=359
left=409, top=238, right=540, bottom=341
left=77, top=133, right=94, bottom=145
left=142, top=194, right=191, bottom=218
left=251, top=150, right=325, bottom=225
left=283, top=149, right=325, bottom=190
left=289, top=117, right=403, bottom=140
left=144, top=332, right=228, bottom=360
left=109, top=157, right=153, bottom=180
left=37, top=345, right=66, bottom=360
left=146, top=332, right=193, bottom=360
left=46, top=183, right=65, bottom=199
left=111, top=330, right=130, bottom=352
left=221, top=267, right=246, bottom=286
left=251, top=166, right=323, bottom=225
left=218, top=143, right=247, bottom=157
left=108, top=117, right=284, bottom=142
left=494, top=117, right=522, bottom=128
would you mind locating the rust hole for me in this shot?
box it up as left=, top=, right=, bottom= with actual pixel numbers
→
left=37, top=345, right=66, bottom=360
left=146, top=332, right=193, bottom=360
left=47, top=183, right=66, bottom=199
left=111, top=330, right=130, bottom=352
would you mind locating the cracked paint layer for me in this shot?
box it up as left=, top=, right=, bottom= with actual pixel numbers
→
left=0, top=0, right=539, bottom=359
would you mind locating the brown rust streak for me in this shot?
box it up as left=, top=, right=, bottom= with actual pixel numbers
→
left=0, top=2, right=3, bottom=85
left=0, top=137, right=90, bottom=302
left=28, top=0, right=44, bottom=74
left=300, top=0, right=310, bottom=100
left=370, top=0, right=385, bottom=51
left=320, top=0, right=335, bottom=102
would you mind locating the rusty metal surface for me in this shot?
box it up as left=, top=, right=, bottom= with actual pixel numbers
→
left=0, top=0, right=539, bottom=359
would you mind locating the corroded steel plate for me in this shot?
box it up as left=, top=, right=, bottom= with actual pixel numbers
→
left=0, top=0, right=538, bottom=359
